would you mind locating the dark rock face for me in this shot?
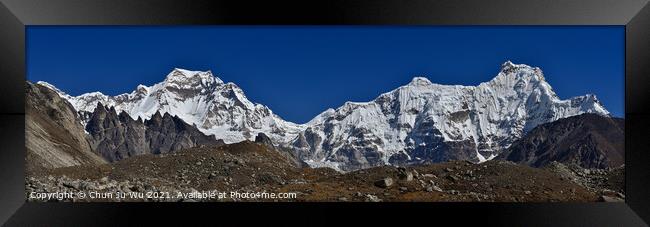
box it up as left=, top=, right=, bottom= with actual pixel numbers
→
left=25, top=82, right=106, bottom=172
left=85, top=103, right=147, bottom=161
left=501, top=114, right=624, bottom=169
left=254, top=132, right=275, bottom=149
left=404, top=117, right=469, bottom=163
left=257, top=132, right=308, bottom=168
left=86, top=103, right=224, bottom=162
left=291, top=128, right=323, bottom=159
left=144, top=111, right=223, bottom=154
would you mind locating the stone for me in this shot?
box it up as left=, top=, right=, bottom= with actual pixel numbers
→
left=398, top=172, right=414, bottom=182
left=524, top=190, right=532, bottom=195
left=365, top=194, right=382, bottom=202
left=80, top=181, right=97, bottom=190
left=431, top=185, right=443, bottom=192
left=374, top=177, right=393, bottom=188
left=63, top=181, right=80, bottom=190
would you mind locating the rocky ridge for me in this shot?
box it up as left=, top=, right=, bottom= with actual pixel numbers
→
left=85, top=102, right=224, bottom=162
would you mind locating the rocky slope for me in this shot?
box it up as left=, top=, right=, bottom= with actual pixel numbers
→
left=86, top=103, right=225, bottom=162
left=25, top=82, right=106, bottom=173
left=26, top=140, right=305, bottom=202
left=25, top=97, right=623, bottom=203
left=543, top=161, right=624, bottom=202
left=500, top=114, right=624, bottom=169
left=26, top=140, right=621, bottom=202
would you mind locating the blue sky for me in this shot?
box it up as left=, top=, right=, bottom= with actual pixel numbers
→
left=27, top=26, right=624, bottom=123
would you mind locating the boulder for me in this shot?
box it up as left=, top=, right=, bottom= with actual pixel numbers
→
left=374, top=177, right=393, bottom=188
left=365, top=194, right=382, bottom=202
left=446, top=175, right=459, bottom=183
left=397, top=167, right=414, bottom=181
left=398, top=172, right=414, bottom=182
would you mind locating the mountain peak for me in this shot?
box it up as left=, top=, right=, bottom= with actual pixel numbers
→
left=501, top=60, right=516, bottom=69
left=570, top=94, right=610, bottom=116
left=165, top=68, right=223, bottom=86
left=500, top=60, right=532, bottom=72
left=493, top=61, right=547, bottom=84
left=136, top=84, right=149, bottom=91
left=408, top=77, right=433, bottom=86
left=171, top=68, right=203, bottom=76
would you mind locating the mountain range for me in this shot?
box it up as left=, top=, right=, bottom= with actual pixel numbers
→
left=38, top=69, right=304, bottom=145
left=32, top=61, right=618, bottom=171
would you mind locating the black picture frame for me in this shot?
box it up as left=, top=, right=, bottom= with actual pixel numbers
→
left=1, top=0, right=649, bottom=226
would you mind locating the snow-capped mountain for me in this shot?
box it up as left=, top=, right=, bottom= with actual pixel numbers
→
left=37, top=61, right=610, bottom=171
left=291, top=61, right=610, bottom=171
left=37, top=68, right=304, bottom=144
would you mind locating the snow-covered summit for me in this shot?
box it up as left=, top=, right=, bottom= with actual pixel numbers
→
left=292, top=61, right=610, bottom=171
left=43, top=68, right=303, bottom=144
left=164, top=68, right=223, bottom=88
left=408, top=77, right=433, bottom=86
